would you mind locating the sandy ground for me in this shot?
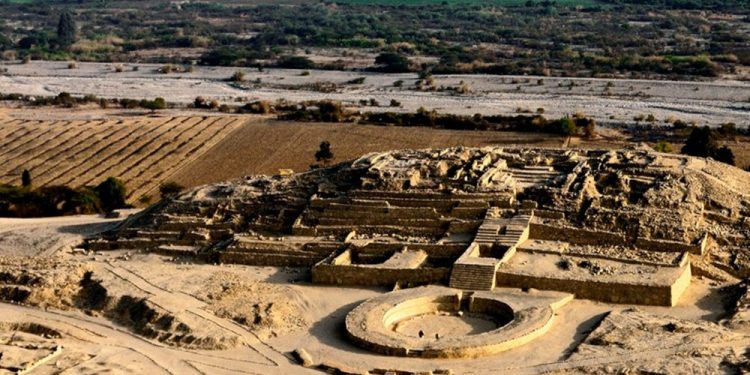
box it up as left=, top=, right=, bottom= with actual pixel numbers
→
left=1, top=61, right=748, bottom=128
left=0, top=216, right=744, bottom=374
left=0, top=209, right=139, bottom=257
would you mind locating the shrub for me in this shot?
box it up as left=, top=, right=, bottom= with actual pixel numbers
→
left=138, top=195, right=152, bottom=205
left=300, top=70, right=310, bottom=76
left=681, top=126, right=735, bottom=166
left=242, top=100, right=272, bottom=114
left=230, top=70, right=245, bottom=82
left=559, top=117, right=577, bottom=136
left=141, top=97, right=166, bottom=112
left=719, top=122, right=737, bottom=137
left=67, top=61, right=77, bottom=69
left=681, top=126, right=717, bottom=158
left=654, top=141, right=673, bottom=153
left=714, top=146, right=735, bottom=166
left=390, top=99, right=401, bottom=107
left=315, top=141, right=334, bottom=165
left=374, top=52, right=411, bottom=73
left=347, top=77, right=366, bottom=84
left=21, top=169, right=31, bottom=188
left=158, top=64, right=174, bottom=74
left=95, top=177, right=127, bottom=213
left=277, top=56, right=315, bottom=69
left=159, top=181, right=184, bottom=199
left=580, top=118, right=596, bottom=139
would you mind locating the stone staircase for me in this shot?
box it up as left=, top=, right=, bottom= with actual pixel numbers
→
left=473, top=211, right=532, bottom=248
left=507, top=166, right=561, bottom=188
left=449, top=258, right=499, bottom=291
left=449, top=210, right=533, bottom=291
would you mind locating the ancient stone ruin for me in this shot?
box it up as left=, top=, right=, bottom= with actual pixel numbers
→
left=88, top=146, right=750, bottom=358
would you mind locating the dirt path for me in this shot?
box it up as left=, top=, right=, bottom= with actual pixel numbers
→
left=100, top=261, right=298, bottom=370
left=0, top=262, right=316, bottom=375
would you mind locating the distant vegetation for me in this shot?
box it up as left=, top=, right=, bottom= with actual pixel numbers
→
left=0, top=0, right=746, bottom=79
left=278, top=100, right=597, bottom=137
left=0, top=173, right=128, bottom=217
left=681, top=126, right=736, bottom=165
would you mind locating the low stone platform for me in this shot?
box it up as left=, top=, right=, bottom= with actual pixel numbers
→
left=345, top=285, right=572, bottom=358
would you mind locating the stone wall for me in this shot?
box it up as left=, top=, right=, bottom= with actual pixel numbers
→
left=495, top=263, right=691, bottom=306
left=529, top=222, right=626, bottom=246
left=312, top=263, right=449, bottom=286
left=218, top=251, right=327, bottom=267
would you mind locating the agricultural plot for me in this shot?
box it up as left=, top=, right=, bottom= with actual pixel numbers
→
left=0, top=115, right=244, bottom=203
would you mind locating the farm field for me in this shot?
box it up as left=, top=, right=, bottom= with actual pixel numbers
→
left=168, top=118, right=627, bottom=188
left=0, top=114, right=244, bottom=203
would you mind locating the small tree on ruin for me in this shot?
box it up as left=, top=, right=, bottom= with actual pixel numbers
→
left=315, top=141, right=334, bottom=166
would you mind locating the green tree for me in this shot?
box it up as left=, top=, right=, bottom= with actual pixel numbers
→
left=95, top=177, right=127, bottom=213
left=681, top=126, right=735, bottom=166
left=559, top=117, right=577, bottom=136
left=21, top=169, right=31, bottom=188
left=681, top=126, right=718, bottom=158
left=57, top=11, right=77, bottom=49
left=315, top=141, right=334, bottom=165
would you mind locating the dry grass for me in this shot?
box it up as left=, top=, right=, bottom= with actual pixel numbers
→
left=0, top=115, right=244, bottom=203
left=0, top=112, right=637, bottom=204
left=170, top=118, right=628, bottom=188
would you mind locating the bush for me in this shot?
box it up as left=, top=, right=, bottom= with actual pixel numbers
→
left=159, top=181, right=184, bottom=199
left=719, top=122, right=737, bottom=137
left=277, top=56, right=315, bottom=69
left=141, top=97, right=166, bottom=111
left=559, top=117, right=578, bottom=136
left=95, top=177, right=127, bottom=213
left=21, top=169, right=31, bottom=188
left=714, top=146, right=735, bottom=166
left=315, top=141, right=334, bottom=165
left=681, top=126, right=735, bottom=165
left=654, top=141, right=673, bottom=153
left=242, top=100, right=272, bottom=114
left=374, top=52, right=411, bottom=73
left=230, top=70, right=245, bottom=82
left=681, top=126, right=717, bottom=158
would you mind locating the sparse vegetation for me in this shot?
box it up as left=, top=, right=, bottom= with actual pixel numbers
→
left=654, top=141, right=673, bottom=153
left=315, top=141, right=334, bottom=166
left=21, top=169, right=31, bottom=188
left=230, top=70, right=245, bottom=82
left=95, top=177, right=127, bottom=213
left=159, top=181, right=185, bottom=199
left=681, top=126, right=736, bottom=165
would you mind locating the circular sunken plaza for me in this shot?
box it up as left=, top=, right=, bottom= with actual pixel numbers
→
left=345, top=286, right=573, bottom=358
